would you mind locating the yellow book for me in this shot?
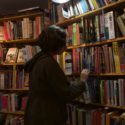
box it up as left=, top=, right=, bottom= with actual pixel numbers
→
left=112, top=42, right=121, bottom=73
left=57, top=53, right=64, bottom=70
left=91, top=0, right=99, bottom=9
left=62, top=51, right=72, bottom=75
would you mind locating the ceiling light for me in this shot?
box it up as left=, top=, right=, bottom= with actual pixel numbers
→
left=52, top=0, right=70, bottom=4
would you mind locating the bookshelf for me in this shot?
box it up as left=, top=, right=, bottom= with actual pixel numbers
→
left=51, top=0, right=125, bottom=124
left=0, top=9, right=49, bottom=124
left=55, top=0, right=125, bottom=26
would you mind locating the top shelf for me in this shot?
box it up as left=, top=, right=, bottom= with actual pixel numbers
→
left=56, top=0, right=125, bottom=27
left=0, top=12, right=43, bottom=21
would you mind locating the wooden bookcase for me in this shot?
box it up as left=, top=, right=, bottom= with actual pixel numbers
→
left=0, top=10, right=49, bottom=124
left=51, top=0, right=125, bottom=124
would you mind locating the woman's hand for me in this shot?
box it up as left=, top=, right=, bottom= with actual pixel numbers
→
left=80, top=69, right=90, bottom=82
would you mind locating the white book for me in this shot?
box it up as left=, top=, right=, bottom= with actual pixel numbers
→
left=5, top=48, right=18, bottom=63
left=107, top=11, right=115, bottom=39
left=69, top=3, right=74, bottom=17
left=88, top=0, right=95, bottom=10
left=77, top=2, right=84, bottom=14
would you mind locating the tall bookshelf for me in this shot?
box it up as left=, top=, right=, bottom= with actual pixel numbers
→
left=0, top=10, right=50, bottom=124
left=51, top=0, right=125, bottom=125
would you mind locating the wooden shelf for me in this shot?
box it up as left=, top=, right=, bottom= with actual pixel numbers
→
left=66, top=73, right=96, bottom=77
left=56, top=8, right=102, bottom=26
left=90, top=103, right=125, bottom=110
left=67, top=37, right=125, bottom=49
left=0, top=88, right=29, bottom=91
left=1, top=62, right=25, bottom=66
left=0, top=12, right=43, bottom=21
left=99, top=73, right=125, bottom=76
left=0, top=38, right=38, bottom=44
left=0, top=111, right=24, bottom=115
left=90, top=73, right=125, bottom=76
left=66, top=73, right=125, bottom=77
left=74, top=100, right=125, bottom=110
left=56, top=0, right=125, bottom=27
left=92, top=73, right=125, bottom=76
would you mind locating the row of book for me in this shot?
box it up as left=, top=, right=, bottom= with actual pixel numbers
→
left=79, top=78, right=125, bottom=106
left=0, top=69, right=29, bottom=89
left=0, top=114, right=24, bottom=125
left=0, top=45, right=41, bottom=63
left=51, top=0, right=121, bottom=23
left=0, top=93, right=28, bottom=112
left=0, top=16, right=42, bottom=40
left=62, top=42, right=125, bottom=74
left=0, top=10, right=50, bottom=41
left=67, top=104, right=125, bottom=125
left=65, top=10, right=125, bottom=46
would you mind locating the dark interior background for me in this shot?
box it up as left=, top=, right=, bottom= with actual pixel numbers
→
left=0, top=0, right=48, bottom=16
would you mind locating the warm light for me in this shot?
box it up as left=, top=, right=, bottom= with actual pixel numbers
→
left=52, top=0, right=70, bottom=4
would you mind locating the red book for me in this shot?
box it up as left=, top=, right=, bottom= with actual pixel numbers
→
left=3, top=22, right=9, bottom=40
left=2, top=94, right=8, bottom=111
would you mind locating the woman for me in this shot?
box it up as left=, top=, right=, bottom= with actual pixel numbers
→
left=24, top=25, right=89, bottom=125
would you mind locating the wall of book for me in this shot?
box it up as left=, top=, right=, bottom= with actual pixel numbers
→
left=66, top=103, right=125, bottom=125
left=51, top=0, right=125, bottom=125
left=0, top=9, right=50, bottom=125
left=62, top=42, right=125, bottom=75
left=51, top=0, right=125, bottom=24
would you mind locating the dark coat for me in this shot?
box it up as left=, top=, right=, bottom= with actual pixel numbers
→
left=24, top=51, right=85, bottom=125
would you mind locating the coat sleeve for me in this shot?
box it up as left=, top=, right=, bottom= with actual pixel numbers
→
left=44, top=57, right=85, bottom=102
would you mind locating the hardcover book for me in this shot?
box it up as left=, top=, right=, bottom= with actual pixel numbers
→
left=5, top=48, right=18, bottom=63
